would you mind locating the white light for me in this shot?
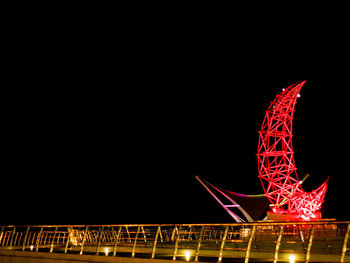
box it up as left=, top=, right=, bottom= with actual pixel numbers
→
left=289, top=254, right=296, bottom=263
left=282, top=88, right=285, bottom=91
left=297, top=94, right=301, bottom=97
left=30, top=245, right=34, bottom=251
left=104, top=247, right=109, bottom=256
left=185, top=250, right=191, bottom=261
left=301, top=215, right=310, bottom=221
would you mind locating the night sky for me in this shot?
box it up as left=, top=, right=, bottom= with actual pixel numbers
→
left=2, top=6, right=349, bottom=225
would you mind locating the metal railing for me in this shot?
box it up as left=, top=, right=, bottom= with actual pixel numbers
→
left=0, top=221, right=349, bottom=262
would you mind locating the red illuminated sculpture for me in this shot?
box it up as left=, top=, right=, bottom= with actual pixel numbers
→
left=257, top=81, right=328, bottom=220
left=197, top=81, right=328, bottom=222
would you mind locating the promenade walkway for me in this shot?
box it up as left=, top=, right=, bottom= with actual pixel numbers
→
left=0, top=220, right=349, bottom=262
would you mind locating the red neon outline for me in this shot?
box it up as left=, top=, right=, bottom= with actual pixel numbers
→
left=257, top=81, right=328, bottom=219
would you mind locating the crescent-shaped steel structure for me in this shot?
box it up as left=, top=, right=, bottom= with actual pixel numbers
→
left=257, top=81, right=328, bottom=220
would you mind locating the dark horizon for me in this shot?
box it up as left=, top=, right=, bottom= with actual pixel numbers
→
left=2, top=10, right=349, bottom=225
left=1, top=75, right=347, bottom=225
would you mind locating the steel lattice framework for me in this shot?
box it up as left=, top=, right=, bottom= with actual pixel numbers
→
left=257, top=81, right=328, bottom=219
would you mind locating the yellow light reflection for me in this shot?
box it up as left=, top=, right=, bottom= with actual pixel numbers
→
left=185, top=250, right=191, bottom=261
left=289, top=254, right=296, bottom=263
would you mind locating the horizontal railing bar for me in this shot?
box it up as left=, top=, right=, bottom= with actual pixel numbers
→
left=1, top=220, right=348, bottom=228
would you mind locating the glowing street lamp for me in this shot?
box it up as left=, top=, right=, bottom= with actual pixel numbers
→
left=289, top=254, right=296, bottom=263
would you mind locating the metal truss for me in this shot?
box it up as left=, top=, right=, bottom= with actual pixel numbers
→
left=257, top=81, right=328, bottom=219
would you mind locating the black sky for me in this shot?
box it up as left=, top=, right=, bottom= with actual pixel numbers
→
left=2, top=5, right=349, bottom=224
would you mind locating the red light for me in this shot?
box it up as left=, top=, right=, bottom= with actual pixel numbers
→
left=257, top=81, right=328, bottom=219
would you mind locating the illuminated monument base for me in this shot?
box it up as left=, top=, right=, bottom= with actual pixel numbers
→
left=266, top=210, right=322, bottom=222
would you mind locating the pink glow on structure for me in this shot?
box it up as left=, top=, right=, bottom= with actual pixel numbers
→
left=257, top=81, right=328, bottom=219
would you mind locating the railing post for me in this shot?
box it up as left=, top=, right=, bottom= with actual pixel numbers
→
left=126, top=226, right=131, bottom=242
left=272, top=225, right=284, bottom=263
left=9, top=227, right=16, bottom=249
left=22, top=227, right=30, bottom=251
left=5, top=232, right=10, bottom=246
left=171, top=226, right=177, bottom=241
left=173, top=226, right=181, bottom=260
left=218, top=225, right=229, bottom=263
left=30, top=232, right=35, bottom=248
left=80, top=226, right=89, bottom=255
left=298, top=226, right=306, bottom=252
left=244, top=225, right=256, bottom=263
left=151, top=226, right=161, bottom=259
left=113, top=226, right=122, bottom=257
left=96, top=226, right=104, bottom=255
left=304, top=225, right=315, bottom=263
left=131, top=226, right=140, bottom=257
left=141, top=226, right=146, bottom=242
left=0, top=226, right=4, bottom=246
left=14, top=232, right=20, bottom=247
left=36, top=227, right=43, bottom=252
left=50, top=227, right=58, bottom=253
left=56, top=232, right=61, bottom=246
left=195, top=226, right=204, bottom=262
left=64, top=229, right=70, bottom=254
left=340, top=223, right=350, bottom=263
